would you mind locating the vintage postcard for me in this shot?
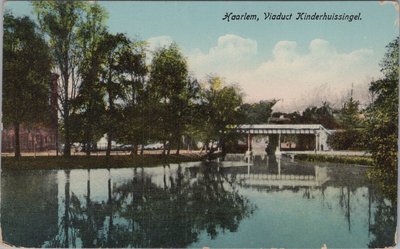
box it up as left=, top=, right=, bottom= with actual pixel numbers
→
left=0, top=1, right=398, bottom=248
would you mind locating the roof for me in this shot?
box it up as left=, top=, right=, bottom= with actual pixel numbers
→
left=228, top=124, right=332, bottom=135
left=235, top=124, right=323, bottom=129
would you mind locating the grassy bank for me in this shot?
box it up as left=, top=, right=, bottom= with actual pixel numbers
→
left=1, top=153, right=207, bottom=170
left=293, top=154, right=373, bottom=166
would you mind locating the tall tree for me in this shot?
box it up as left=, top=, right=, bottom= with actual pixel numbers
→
left=99, top=32, right=133, bottom=156
left=178, top=77, right=202, bottom=154
left=70, top=3, right=108, bottom=156
left=365, top=37, right=399, bottom=201
left=148, top=43, right=189, bottom=155
left=199, top=76, right=243, bottom=156
left=115, top=40, right=148, bottom=155
left=3, top=12, right=53, bottom=158
left=328, top=92, right=365, bottom=150
left=33, top=1, right=88, bottom=156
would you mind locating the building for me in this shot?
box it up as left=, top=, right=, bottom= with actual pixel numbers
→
left=1, top=73, right=59, bottom=153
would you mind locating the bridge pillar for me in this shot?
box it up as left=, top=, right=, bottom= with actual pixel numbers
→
left=247, top=133, right=252, bottom=152
left=278, top=133, right=281, bottom=151
left=315, top=133, right=320, bottom=151
left=245, top=133, right=253, bottom=163
left=266, top=135, right=278, bottom=155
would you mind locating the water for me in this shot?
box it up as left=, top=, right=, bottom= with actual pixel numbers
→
left=0, top=156, right=396, bottom=248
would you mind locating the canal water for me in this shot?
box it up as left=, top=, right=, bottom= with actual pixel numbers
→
left=0, top=156, right=396, bottom=248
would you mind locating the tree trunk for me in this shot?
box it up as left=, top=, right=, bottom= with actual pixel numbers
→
left=175, top=125, right=181, bottom=155
left=140, top=144, right=144, bottom=156
left=176, top=137, right=180, bottom=155
left=106, top=57, right=114, bottom=158
left=63, top=73, right=71, bottom=157
left=162, top=140, right=166, bottom=156
left=86, top=141, right=91, bottom=156
left=56, top=128, right=59, bottom=157
left=220, top=137, right=226, bottom=156
left=133, top=143, right=138, bottom=155
left=14, top=122, right=21, bottom=158
left=106, top=133, right=112, bottom=157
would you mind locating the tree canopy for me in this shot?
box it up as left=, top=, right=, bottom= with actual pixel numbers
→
left=3, top=12, right=53, bottom=157
left=365, top=37, right=399, bottom=201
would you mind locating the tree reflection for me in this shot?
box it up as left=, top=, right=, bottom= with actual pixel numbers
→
left=47, top=164, right=255, bottom=248
left=47, top=170, right=78, bottom=248
left=2, top=162, right=395, bottom=248
left=367, top=191, right=397, bottom=248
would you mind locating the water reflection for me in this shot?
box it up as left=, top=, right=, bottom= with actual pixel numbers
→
left=1, top=170, right=58, bottom=247
left=1, top=157, right=396, bottom=248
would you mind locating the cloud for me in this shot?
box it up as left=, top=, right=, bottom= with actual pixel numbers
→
left=145, top=35, right=174, bottom=63
left=188, top=34, right=258, bottom=76
left=146, top=35, right=174, bottom=52
left=187, top=36, right=381, bottom=112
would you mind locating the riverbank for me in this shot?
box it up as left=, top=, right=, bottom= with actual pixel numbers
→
left=1, top=153, right=207, bottom=170
left=293, top=153, right=373, bottom=166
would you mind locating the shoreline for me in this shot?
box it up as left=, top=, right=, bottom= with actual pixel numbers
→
left=1, top=153, right=208, bottom=171
left=1, top=151, right=374, bottom=170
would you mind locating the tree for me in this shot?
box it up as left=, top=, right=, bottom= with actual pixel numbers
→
left=328, top=91, right=366, bottom=150
left=365, top=37, right=399, bottom=201
left=301, top=102, right=338, bottom=129
left=114, top=40, right=148, bottom=156
left=148, top=44, right=189, bottom=155
left=3, top=12, right=53, bottom=158
left=70, top=3, right=108, bottom=156
left=239, top=100, right=277, bottom=124
left=199, top=76, right=243, bottom=156
left=99, top=32, right=133, bottom=157
left=33, top=1, right=89, bottom=156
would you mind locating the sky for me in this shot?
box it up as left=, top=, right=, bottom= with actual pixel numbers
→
left=4, top=1, right=400, bottom=111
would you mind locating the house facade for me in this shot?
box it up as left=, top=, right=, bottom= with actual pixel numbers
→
left=1, top=73, right=59, bottom=153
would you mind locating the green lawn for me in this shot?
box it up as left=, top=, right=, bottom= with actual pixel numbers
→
left=293, top=154, right=373, bottom=166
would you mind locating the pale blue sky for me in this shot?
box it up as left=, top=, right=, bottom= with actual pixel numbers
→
left=5, top=1, right=399, bottom=111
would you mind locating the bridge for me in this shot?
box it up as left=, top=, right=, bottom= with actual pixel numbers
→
left=228, top=124, right=332, bottom=153
left=228, top=166, right=329, bottom=188
left=216, top=159, right=330, bottom=188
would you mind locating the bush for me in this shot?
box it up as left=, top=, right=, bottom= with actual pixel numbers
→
left=327, top=129, right=366, bottom=150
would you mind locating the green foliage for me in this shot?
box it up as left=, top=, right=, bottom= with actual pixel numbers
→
left=337, top=96, right=363, bottom=129
left=271, top=102, right=338, bottom=129
left=3, top=12, right=53, bottom=157
left=365, top=37, right=399, bottom=202
left=148, top=44, right=190, bottom=154
left=97, top=32, right=135, bottom=155
left=70, top=4, right=108, bottom=154
left=327, top=130, right=365, bottom=150
left=301, top=102, right=338, bottom=129
left=114, top=40, right=148, bottom=153
left=294, top=154, right=373, bottom=166
left=198, top=76, right=243, bottom=153
left=327, top=92, right=367, bottom=150
left=239, top=100, right=277, bottom=124
left=33, top=1, right=97, bottom=156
